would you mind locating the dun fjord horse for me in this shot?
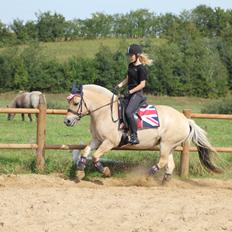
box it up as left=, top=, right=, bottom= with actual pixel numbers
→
left=7, top=91, right=42, bottom=121
left=64, top=84, right=221, bottom=182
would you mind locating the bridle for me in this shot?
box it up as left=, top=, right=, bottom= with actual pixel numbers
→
left=67, top=91, right=119, bottom=122
left=67, top=92, right=90, bottom=120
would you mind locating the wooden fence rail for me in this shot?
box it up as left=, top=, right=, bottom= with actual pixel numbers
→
left=0, top=97, right=231, bottom=177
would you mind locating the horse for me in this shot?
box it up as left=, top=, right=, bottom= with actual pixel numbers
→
left=64, top=84, right=222, bottom=182
left=7, top=91, right=42, bottom=121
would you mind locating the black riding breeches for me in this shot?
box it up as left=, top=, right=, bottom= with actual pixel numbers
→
left=125, top=91, right=145, bottom=134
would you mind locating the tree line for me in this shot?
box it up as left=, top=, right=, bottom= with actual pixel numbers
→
left=0, top=38, right=230, bottom=97
left=0, top=5, right=232, bottom=97
left=0, top=5, right=232, bottom=44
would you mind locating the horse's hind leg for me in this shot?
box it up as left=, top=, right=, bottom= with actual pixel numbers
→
left=21, top=113, right=25, bottom=121
left=28, top=113, right=32, bottom=122
left=162, top=152, right=175, bottom=184
left=149, top=142, right=173, bottom=176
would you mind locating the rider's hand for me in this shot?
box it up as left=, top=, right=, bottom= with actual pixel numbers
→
left=124, top=90, right=131, bottom=98
left=112, top=86, right=119, bottom=95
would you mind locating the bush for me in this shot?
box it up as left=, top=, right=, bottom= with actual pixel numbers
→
left=201, top=96, right=232, bottom=114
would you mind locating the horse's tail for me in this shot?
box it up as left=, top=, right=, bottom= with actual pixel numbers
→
left=30, top=92, right=42, bottom=108
left=187, top=119, right=223, bottom=173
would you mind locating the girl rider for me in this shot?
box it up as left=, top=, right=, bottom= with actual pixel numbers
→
left=117, top=44, right=153, bottom=145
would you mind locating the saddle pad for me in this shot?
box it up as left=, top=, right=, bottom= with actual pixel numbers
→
left=136, top=105, right=160, bottom=129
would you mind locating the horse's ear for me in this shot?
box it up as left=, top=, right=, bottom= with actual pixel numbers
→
left=70, top=82, right=83, bottom=95
left=71, top=82, right=78, bottom=94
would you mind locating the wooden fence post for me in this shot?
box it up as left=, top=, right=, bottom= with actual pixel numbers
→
left=180, top=109, right=192, bottom=178
left=36, top=94, right=47, bottom=170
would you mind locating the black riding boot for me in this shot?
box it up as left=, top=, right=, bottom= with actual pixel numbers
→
left=129, top=133, right=139, bottom=145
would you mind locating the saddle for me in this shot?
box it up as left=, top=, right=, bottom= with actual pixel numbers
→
left=118, top=96, right=160, bottom=131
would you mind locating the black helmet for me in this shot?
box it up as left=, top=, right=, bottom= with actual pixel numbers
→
left=127, top=44, right=142, bottom=55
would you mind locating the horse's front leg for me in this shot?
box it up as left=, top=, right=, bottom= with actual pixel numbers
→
left=92, top=139, right=114, bottom=177
left=76, top=139, right=101, bottom=181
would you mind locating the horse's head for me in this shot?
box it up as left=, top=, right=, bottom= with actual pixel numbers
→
left=64, top=85, right=89, bottom=127
left=6, top=105, right=15, bottom=120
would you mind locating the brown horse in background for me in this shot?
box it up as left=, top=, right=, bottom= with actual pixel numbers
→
left=7, top=91, right=42, bottom=121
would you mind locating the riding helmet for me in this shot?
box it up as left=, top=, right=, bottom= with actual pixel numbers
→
left=127, top=44, right=142, bottom=55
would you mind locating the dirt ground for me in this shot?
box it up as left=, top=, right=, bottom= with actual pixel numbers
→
left=0, top=174, right=232, bottom=232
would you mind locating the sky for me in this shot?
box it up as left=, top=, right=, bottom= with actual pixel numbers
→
left=0, top=0, right=231, bottom=24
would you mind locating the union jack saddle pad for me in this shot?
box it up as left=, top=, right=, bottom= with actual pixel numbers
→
left=135, top=105, right=160, bottom=129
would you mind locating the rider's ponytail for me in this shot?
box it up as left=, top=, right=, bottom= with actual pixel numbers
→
left=139, top=53, right=153, bottom=66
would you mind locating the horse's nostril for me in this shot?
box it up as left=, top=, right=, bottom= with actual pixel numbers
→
left=64, top=118, right=71, bottom=125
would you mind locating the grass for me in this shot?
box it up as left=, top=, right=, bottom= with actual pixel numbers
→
left=41, top=38, right=126, bottom=62
left=0, top=92, right=231, bottom=179
left=0, top=38, right=165, bottom=63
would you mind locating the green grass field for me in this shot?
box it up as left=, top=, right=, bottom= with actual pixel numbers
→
left=0, top=38, right=165, bottom=63
left=41, top=38, right=129, bottom=62
left=0, top=92, right=231, bottom=179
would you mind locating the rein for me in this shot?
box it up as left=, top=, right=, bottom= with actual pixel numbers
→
left=67, top=92, right=119, bottom=122
left=110, top=93, right=119, bottom=122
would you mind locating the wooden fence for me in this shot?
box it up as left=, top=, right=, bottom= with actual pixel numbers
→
left=0, top=94, right=231, bottom=176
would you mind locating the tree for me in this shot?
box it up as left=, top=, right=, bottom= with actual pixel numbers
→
left=0, top=21, right=15, bottom=46
left=69, top=19, right=86, bottom=38
left=149, top=42, right=185, bottom=95
left=113, top=14, right=130, bottom=37
left=64, top=57, right=96, bottom=87
left=191, top=5, right=216, bottom=37
left=36, top=11, right=66, bottom=41
left=217, top=39, right=232, bottom=90
left=156, top=13, right=180, bottom=37
left=220, top=9, right=232, bottom=42
left=91, top=13, right=113, bottom=38
left=182, top=38, right=228, bottom=97
left=24, top=20, right=38, bottom=40
left=13, top=58, right=29, bottom=89
left=94, top=45, right=115, bottom=89
left=168, top=10, right=201, bottom=43
left=10, top=19, right=29, bottom=42
left=0, top=54, right=14, bottom=90
left=127, top=9, right=154, bottom=38
left=0, top=47, right=21, bottom=90
left=112, top=47, right=128, bottom=86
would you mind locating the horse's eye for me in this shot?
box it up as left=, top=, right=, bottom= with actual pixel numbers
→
left=73, top=102, right=79, bottom=106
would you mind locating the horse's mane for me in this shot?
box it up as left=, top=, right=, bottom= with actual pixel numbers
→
left=84, top=85, right=113, bottom=98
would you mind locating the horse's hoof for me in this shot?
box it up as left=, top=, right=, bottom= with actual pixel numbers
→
left=75, top=170, right=85, bottom=182
left=162, top=173, right=172, bottom=185
left=103, top=167, right=111, bottom=177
